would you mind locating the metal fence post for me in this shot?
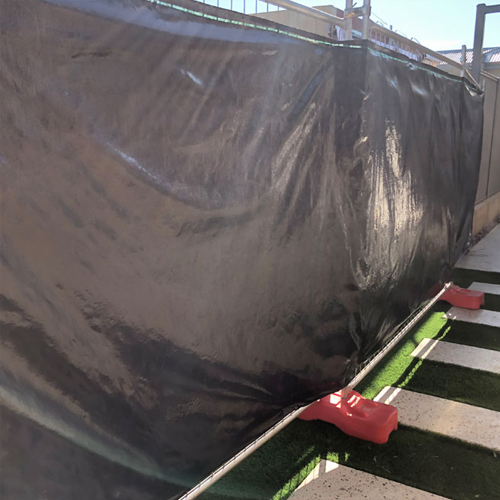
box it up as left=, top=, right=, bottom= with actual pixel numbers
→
left=472, top=4, right=486, bottom=83
left=345, top=0, right=353, bottom=40
left=362, top=0, right=371, bottom=40
left=472, top=3, right=500, bottom=83
left=461, top=44, right=467, bottom=78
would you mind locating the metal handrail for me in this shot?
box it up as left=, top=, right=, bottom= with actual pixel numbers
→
left=372, top=24, right=462, bottom=71
left=262, top=0, right=345, bottom=26
left=193, top=0, right=481, bottom=87
left=258, top=0, right=479, bottom=88
left=481, top=69, right=500, bottom=82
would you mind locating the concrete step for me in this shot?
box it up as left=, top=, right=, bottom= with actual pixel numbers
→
left=375, top=387, right=500, bottom=451
left=457, top=225, right=500, bottom=273
left=290, top=460, right=449, bottom=499
left=469, top=282, right=500, bottom=296
left=411, top=338, right=500, bottom=374
left=444, top=307, right=500, bottom=328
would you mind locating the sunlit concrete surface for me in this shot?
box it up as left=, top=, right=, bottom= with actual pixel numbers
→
left=457, top=224, right=500, bottom=273
left=411, top=338, right=500, bottom=375
left=290, top=460, right=448, bottom=499
left=468, top=282, right=500, bottom=295
left=444, top=307, right=500, bottom=327
left=375, top=387, right=500, bottom=451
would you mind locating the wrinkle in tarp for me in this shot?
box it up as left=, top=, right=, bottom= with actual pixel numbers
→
left=0, top=0, right=483, bottom=498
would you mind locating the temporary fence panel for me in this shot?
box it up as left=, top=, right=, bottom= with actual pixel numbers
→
left=0, top=0, right=483, bottom=498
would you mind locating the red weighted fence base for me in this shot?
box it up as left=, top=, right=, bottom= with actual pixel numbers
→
left=441, top=284, right=484, bottom=310
left=299, top=390, right=398, bottom=444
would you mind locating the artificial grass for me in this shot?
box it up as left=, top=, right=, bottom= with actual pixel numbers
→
left=444, top=267, right=500, bottom=310
left=357, top=302, right=500, bottom=399
left=201, top=420, right=500, bottom=500
left=398, top=359, right=500, bottom=412
left=452, top=268, right=500, bottom=287
left=358, top=304, right=452, bottom=399
left=484, top=293, right=500, bottom=311
left=199, top=422, right=321, bottom=500
left=444, top=319, right=500, bottom=351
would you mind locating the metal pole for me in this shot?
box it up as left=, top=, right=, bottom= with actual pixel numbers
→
left=472, top=4, right=486, bottom=83
left=362, top=0, right=371, bottom=40
left=345, top=0, right=353, bottom=41
left=472, top=3, right=500, bottom=83
left=485, top=78, right=499, bottom=198
left=461, top=44, right=467, bottom=78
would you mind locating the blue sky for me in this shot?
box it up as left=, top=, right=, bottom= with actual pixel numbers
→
left=299, top=0, right=500, bottom=50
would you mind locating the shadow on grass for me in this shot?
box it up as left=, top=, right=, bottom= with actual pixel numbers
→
left=445, top=319, right=500, bottom=351
left=200, top=429, right=321, bottom=500
left=390, top=321, right=451, bottom=388
left=201, top=412, right=500, bottom=500
left=451, top=268, right=500, bottom=287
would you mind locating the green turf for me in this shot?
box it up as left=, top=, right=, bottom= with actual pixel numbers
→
left=398, top=360, right=500, bottom=412
left=357, top=302, right=500, bottom=399
left=201, top=420, right=500, bottom=500
left=452, top=268, right=500, bottom=287
left=484, top=294, right=500, bottom=311
left=443, top=267, right=500, bottom=310
left=358, top=304, right=453, bottom=400
left=201, top=268, right=500, bottom=500
left=444, top=319, right=500, bottom=351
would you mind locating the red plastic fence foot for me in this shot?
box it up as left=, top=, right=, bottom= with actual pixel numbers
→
left=299, top=390, right=398, bottom=444
left=440, top=284, right=484, bottom=310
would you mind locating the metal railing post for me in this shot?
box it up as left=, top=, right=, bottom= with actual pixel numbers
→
left=472, top=4, right=486, bottom=83
left=345, top=0, right=353, bottom=40
left=472, top=3, right=500, bottom=83
left=362, top=0, right=371, bottom=40
left=461, top=44, right=467, bottom=77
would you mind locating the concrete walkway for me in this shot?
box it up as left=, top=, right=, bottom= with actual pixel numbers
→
left=292, top=461, right=448, bottom=499
left=457, top=224, right=500, bottom=273
left=411, top=338, right=500, bottom=374
left=375, top=387, right=500, bottom=451
left=444, top=307, right=500, bottom=327
left=469, top=282, right=500, bottom=295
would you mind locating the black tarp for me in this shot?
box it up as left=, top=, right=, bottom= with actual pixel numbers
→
left=0, top=0, right=483, bottom=498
